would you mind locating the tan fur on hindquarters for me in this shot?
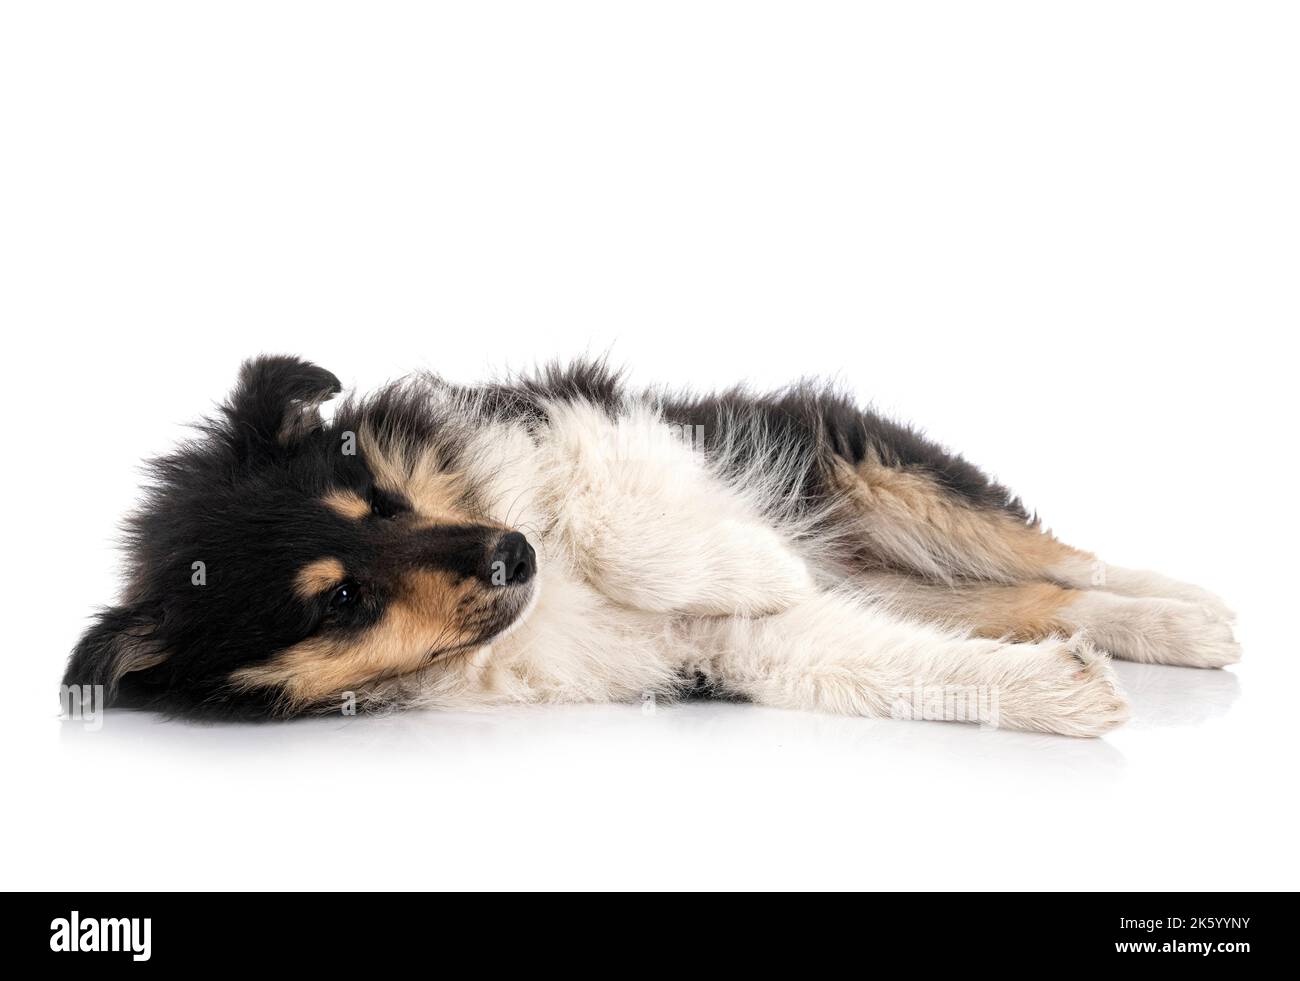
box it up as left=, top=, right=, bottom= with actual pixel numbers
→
left=831, top=455, right=1093, bottom=585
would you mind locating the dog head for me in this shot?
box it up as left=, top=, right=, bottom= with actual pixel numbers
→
left=64, top=356, right=537, bottom=719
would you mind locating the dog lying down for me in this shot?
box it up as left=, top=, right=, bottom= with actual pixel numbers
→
left=64, top=356, right=1238, bottom=736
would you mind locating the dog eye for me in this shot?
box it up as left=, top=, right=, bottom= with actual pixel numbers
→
left=329, top=581, right=359, bottom=610
left=368, top=487, right=409, bottom=519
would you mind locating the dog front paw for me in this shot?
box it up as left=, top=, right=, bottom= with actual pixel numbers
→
left=992, top=637, right=1130, bottom=737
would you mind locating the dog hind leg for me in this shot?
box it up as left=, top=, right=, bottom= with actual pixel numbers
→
left=829, top=453, right=1236, bottom=629
left=859, top=573, right=1240, bottom=669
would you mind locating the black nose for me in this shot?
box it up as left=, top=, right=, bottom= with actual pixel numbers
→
left=488, top=532, right=535, bottom=586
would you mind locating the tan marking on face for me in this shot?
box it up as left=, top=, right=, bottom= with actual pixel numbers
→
left=832, top=454, right=1093, bottom=583
left=359, top=426, right=474, bottom=523
left=294, top=557, right=347, bottom=600
left=231, top=569, right=489, bottom=707
left=322, top=489, right=370, bottom=521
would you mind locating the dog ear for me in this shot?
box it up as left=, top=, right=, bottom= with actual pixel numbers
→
left=64, top=605, right=169, bottom=702
left=219, top=355, right=342, bottom=461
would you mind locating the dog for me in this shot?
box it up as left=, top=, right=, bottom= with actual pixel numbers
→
left=63, top=355, right=1239, bottom=736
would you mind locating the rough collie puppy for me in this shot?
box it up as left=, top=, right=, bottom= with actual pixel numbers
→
left=64, top=356, right=1238, bottom=736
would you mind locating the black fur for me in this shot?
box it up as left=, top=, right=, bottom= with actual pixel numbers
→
left=479, top=358, right=1026, bottom=518
left=661, top=383, right=1028, bottom=520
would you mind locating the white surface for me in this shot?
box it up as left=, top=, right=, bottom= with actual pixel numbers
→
left=2, top=2, right=1296, bottom=890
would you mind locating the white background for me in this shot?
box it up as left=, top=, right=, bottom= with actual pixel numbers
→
left=2, top=2, right=1296, bottom=890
